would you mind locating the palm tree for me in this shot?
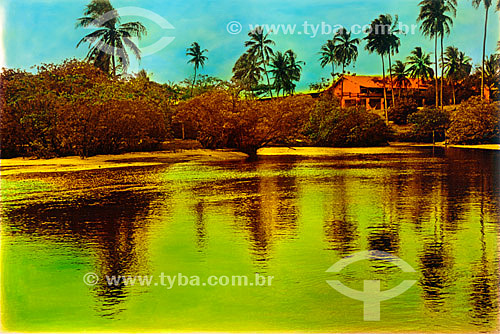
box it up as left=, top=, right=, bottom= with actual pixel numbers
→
left=319, top=39, right=338, bottom=83
left=186, top=42, right=208, bottom=97
left=284, top=50, right=305, bottom=95
left=482, top=54, right=500, bottom=98
left=365, top=16, right=391, bottom=121
left=391, top=60, right=411, bottom=98
left=374, top=14, right=402, bottom=107
left=443, top=46, right=472, bottom=104
left=471, top=0, right=495, bottom=99
left=269, top=51, right=289, bottom=96
left=406, top=47, right=435, bottom=89
left=232, top=52, right=263, bottom=93
left=333, top=28, right=360, bottom=106
left=245, top=27, right=275, bottom=97
left=76, top=0, right=147, bottom=76
left=417, top=0, right=456, bottom=109
left=269, top=50, right=305, bottom=96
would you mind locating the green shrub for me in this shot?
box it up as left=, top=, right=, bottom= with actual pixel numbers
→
left=388, top=97, right=418, bottom=125
left=1, top=59, right=173, bottom=158
left=305, top=95, right=391, bottom=147
left=446, top=96, right=499, bottom=144
left=176, top=89, right=315, bottom=157
left=408, top=107, right=450, bottom=142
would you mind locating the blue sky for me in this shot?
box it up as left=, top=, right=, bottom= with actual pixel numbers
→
left=2, top=0, right=499, bottom=91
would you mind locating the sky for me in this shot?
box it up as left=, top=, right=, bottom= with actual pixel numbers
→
left=1, top=0, right=499, bottom=91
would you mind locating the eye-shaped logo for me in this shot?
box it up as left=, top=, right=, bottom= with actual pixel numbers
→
left=326, top=250, right=416, bottom=321
left=86, top=7, right=175, bottom=57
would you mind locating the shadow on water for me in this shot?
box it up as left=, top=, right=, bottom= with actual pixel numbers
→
left=2, top=166, right=171, bottom=319
left=1, top=147, right=499, bottom=330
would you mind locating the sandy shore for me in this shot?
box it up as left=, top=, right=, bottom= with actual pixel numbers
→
left=0, top=149, right=248, bottom=176
left=404, top=142, right=500, bottom=151
left=1, top=143, right=498, bottom=176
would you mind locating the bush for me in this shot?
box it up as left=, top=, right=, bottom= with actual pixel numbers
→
left=446, top=96, right=499, bottom=144
left=408, top=107, right=450, bottom=142
left=1, top=59, right=173, bottom=158
left=176, top=89, right=315, bottom=157
left=305, top=94, right=391, bottom=147
left=388, top=97, right=418, bottom=125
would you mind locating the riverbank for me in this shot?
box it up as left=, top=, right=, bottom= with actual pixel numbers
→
left=2, top=142, right=498, bottom=176
left=0, top=149, right=247, bottom=176
left=390, top=142, right=500, bottom=151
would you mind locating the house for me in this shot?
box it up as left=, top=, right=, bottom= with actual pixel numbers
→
left=323, top=75, right=428, bottom=109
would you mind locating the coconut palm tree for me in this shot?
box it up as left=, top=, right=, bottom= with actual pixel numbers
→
left=417, top=0, right=456, bottom=109
left=76, top=0, right=147, bottom=76
left=375, top=14, right=402, bottom=107
left=245, top=27, right=275, bottom=97
left=319, top=39, right=339, bottom=83
left=482, top=54, right=500, bottom=99
left=232, top=52, right=263, bottom=93
left=284, top=50, right=305, bottom=95
left=391, top=60, right=411, bottom=98
left=443, top=46, right=472, bottom=104
left=333, top=28, right=360, bottom=106
left=471, top=0, right=496, bottom=99
left=186, top=42, right=208, bottom=97
left=269, top=51, right=289, bottom=96
left=269, top=50, right=304, bottom=96
left=365, top=16, right=391, bottom=121
left=406, top=47, right=435, bottom=89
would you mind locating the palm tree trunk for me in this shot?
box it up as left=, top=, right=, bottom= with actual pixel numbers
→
left=452, top=81, right=456, bottom=105
left=382, top=55, right=388, bottom=123
left=341, top=64, right=345, bottom=107
left=481, top=5, right=489, bottom=100
left=440, top=33, right=444, bottom=111
left=434, top=35, right=439, bottom=108
left=191, top=66, right=197, bottom=97
left=331, top=62, right=335, bottom=83
left=263, top=63, right=273, bottom=98
left=388, top=52, right=395, bottom=107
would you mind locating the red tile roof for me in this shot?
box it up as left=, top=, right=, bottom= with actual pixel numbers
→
left=335, top=75, right=426, bottom=90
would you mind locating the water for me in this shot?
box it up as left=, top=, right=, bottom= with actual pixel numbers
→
left=1, top=147, right=499, bottom=332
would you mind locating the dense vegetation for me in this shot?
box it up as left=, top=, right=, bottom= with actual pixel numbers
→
left=176, top=89, right=315, bottom=157
left=447, top=97, right=500, bottom=144
left=305, top=93, right=392, bottom=147
left=0, top=60, right=172, bottom=158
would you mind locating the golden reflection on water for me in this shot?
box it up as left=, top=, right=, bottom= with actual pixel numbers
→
left=1, top=147, right=499, bottom=332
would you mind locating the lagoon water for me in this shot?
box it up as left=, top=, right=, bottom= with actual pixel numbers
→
left=1, top=147, right=499, bottom=332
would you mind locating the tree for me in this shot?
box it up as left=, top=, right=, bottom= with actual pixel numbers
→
left=284, top=50, right=305, bottom=95
left=333, top=28, right=360, bottom=106
left=244, top=27, right=275, bottom=97
left=319, top=39, right=338, bottom=84
left=269, top=50, right=304, bottom=96
left=186, top=42, right=208, bottom=97
left=471, top=0, right=497, bottom=100
left=372, top=14, right=402, bottom=107
left=269, top=51, right=289, bottom=96
left=443, top=46, right=472, bottom=104
left=406, top=47, right=435, bottom=89
left=232, top=52, right=263, bottom=94
left=76, top=0, right=147, bottom=76
left=417, top=0, right=456, bottom=109
left=365, top=15, right=393, bottom=121
left=482, top=54, right=500, bottom=99
left=392, top=60, right=411, bottom=97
